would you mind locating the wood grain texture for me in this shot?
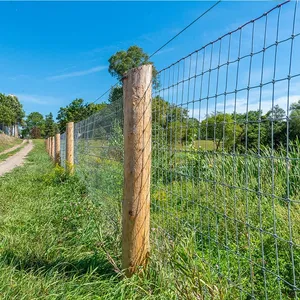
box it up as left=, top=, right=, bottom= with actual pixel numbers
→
left=122, top=64, right=152, bottom=276
left=66, top=122, right=74, bottom=173
left=55, top=133, right=61, bottom=165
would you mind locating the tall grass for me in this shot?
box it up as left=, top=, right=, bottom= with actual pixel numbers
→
left=0, top=140, right=225, bottom=299
left=2, top=138, right=298, bottom=298
left=151, top=141, right=300, bottom=299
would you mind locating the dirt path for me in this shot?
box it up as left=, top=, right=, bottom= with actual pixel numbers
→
left=0, top=139, right=26, bottom=156
left=0, top=140, right=34, bottom=177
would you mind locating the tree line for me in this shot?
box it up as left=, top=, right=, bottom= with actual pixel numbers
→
left=2, top=45, right=299, bottom=151
left=153, top=101, right=300, bottom=151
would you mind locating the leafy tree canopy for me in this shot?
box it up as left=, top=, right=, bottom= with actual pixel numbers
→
left=0, top=93, right=24, bottom=126
left=108, top=45, right=158, bottom=88
left=57, top=99, right=106, bottom=133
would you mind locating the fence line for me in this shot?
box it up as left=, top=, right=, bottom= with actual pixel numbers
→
left=45, top=1, right=300, bottom=298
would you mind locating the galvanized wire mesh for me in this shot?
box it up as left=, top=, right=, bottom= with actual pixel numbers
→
left=74, top=99, right=123, bottom=187
left=60, top=132, right=66, bottom=169
left=73, top=99, right=124, bottom=259
left=57, top=1, right=300, bottom=297
left=152, top=1, right=300, bottom=298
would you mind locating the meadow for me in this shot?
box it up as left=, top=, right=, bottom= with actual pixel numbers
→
left=74, top=133, right=300, bottom=299
left=0, top=139, right=299, bottom=299
left=0, top=140, right=224, bottom=299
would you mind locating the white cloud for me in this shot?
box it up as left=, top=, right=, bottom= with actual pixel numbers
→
left=189, top=95, right=300, bottom=120
left=15, top=94, right=59, bottom=105
left=47, top=65, right=106, bottom=81
left=155, top=47, right=175, bottom=56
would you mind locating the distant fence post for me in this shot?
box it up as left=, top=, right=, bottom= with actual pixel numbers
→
left=55, top=133, right=61, bottom=165
left=122, top=64, right=152, bottom=276
left=66, top=122, right=74, bottom=174
left=48, top=137, right=51, bottom=156
left=51, top=136, right=55, bottom=160
left=49, top=137, right=52, bottom=157
left=46, top=138, right=49, bottom=154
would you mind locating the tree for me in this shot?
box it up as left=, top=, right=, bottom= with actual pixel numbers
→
left=108, top=45, right=158, bottom=88
left=152, top=96, right=189, bottom=128
left=152, top=96, right=191, bottom=144
left=203, top=113, right=243, bottom=151
left=0, top=93, right=24, bottom=135
left=23, top=112, right=45, bottom=138
left=108, top=85, right=123, bottom=105
left=265, top=105, right=286, bottom=148
left=234, top=110, right=268, bottom=149
left=57, top=99, right=106, bottom=133
left=290, top=100, right=300, bottom=140
left=44, top=113, right=57, bottom=138
left=167, top=118, right=200, bottom=144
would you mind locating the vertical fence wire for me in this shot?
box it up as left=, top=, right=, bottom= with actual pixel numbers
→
left=152, top=1, right=300, bottom=298
left=72, top=97, right=124, bottom=261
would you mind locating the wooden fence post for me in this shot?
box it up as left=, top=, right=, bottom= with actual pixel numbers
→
left=122, top=64, right=152, bottom=276
left=51, top=136, right=55, bottom=160
left=55, top=133, right=61, bottom=165
left=46, top=138, right=49, bottom=154
left=48, top=137, right=51, bottom=155
left=49, top=137, right=51, bottom=157
left=66, top=122, right=74, bottom=174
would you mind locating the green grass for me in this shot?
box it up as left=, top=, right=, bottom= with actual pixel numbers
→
left=2, top=138, right=299, bottom=299
left=0, top=141, right=28, bottom=162
left=193, top=140, right=215, bottom=151
left=74, top=135, right=300, bottom=299
left=0, top=135, right=22, bottom=153
left=0, top=140, right=224, bottom=299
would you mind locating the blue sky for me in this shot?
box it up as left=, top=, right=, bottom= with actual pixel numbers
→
left=0, top=1, right=299, bottom=120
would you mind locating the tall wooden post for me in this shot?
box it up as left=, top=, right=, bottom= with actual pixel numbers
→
left=122, top=64, right=152, bottom=276
left=66, top=122, right=74, bottom=173
left=51, top=136, right=55, bottom=160
left=48, top=137, right=50, bottom=155
left=48, top=137, right=51, bottom=156
left=55, top=133, right=61, bottom=165
left=46, top=138, right=49, bottom=154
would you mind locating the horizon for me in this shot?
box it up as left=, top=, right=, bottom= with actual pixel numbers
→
left=0, top=1, right=299, bottom=120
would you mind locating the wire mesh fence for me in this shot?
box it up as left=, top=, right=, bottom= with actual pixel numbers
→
left=54, top=1, right=300, bottom=298
left=60, top=132, right=66, bottom=168
left=152, top=1, right=300, bottom=298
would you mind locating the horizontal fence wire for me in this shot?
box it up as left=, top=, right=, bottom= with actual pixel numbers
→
left=72, top=98, right=124, bottom=261
left=152, top=0, right=300, bottom=299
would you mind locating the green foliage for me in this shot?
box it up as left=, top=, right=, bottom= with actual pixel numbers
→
left=202, top=113, right=242, bottom=150
left=57, top=99, right=106, bottom=133
left=108, top=85, right=123, bottom=104
left=22, top=112, right=45, bottom=139
left=108, top=45, right=159, bottom=88
left=151, top=140, right=300, bottom=298
left=290, top=100, right=300, bottom=141
left=44, top=112, right=57, bottom=138
left=42, top=164, right=70, bottom=185
left=0, top=93, right=24, bottom=128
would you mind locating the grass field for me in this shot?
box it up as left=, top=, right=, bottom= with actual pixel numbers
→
left=75, top=134, right=300, bottom=299
left=0, top=134, right=22, bottom=153
left=1, top=139, right=299, bottom=299
left=0, top=140, right=218, bottom=299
